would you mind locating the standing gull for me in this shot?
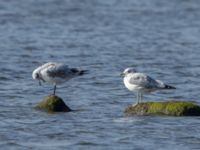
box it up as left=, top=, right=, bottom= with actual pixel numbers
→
left=121, top=68, right=176, bottom=105
left=32, top=62, right=87, bottom=95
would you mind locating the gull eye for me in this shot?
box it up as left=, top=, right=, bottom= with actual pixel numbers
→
left=127, top=70, right=131, bottom=73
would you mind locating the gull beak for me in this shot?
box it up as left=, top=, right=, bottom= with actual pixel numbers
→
left=39, top=80, right=42, bottom=86
left=120, top=73, right=125, bottom=77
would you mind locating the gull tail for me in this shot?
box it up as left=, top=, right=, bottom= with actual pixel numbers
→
left=70, top=68, right=89, bottom=76
left=79, top=70, right=89, bottom=75
left=156, top=80, right=176, bottom=90
left=164, top=84, right=176, bottom=89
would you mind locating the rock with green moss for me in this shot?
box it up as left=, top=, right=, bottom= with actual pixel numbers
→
left=125, top=101, right=200, bottom=116
left=36, top=95, right=71, bottom=113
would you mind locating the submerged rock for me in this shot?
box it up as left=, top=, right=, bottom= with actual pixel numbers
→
left=36, top=95, right=71, bottom=113
left=125, top=101, right=200, bottom=116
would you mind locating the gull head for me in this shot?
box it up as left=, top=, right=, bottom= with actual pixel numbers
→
left=121, top=67, right=137, bottom=77
left=32, top=68, right=42, bottom=85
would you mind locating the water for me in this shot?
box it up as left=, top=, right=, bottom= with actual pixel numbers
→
left=1, top=0, right=200, bottom=149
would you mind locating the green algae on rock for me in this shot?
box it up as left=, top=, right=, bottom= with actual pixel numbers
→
left=36, top=95, right=71, bottom=113
left=125, top=101, right=200, bottom=116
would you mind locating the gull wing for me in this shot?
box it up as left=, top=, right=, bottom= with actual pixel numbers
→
left=128, top=73, right=159, bottom=89
left=46, top=63, right=70, bottom=78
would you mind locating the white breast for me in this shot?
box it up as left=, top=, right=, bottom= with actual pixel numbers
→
left=123, top=77, right=142, bottom=92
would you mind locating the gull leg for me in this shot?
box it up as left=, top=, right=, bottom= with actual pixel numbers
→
left=132, top=93, right=139, bottom=107
left=53, top=85, right=56, bottom=95
left=139, top=92, right=141, bottom=103
left=137, top=92, right=139, bottom=104
left=140, top=93, right=143, bottom=103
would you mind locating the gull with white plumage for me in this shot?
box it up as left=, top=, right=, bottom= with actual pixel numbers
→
left=121, top=68, right=176, bottom=105
left=32, top=62, right=87, bottom=95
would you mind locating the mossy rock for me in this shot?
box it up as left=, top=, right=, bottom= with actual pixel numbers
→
left=125, top=101, right=200, bottom=116
left=35, top=95, right=71, bottom=113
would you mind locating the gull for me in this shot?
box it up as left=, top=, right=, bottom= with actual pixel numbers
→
left=121, top=68, right=176, bottom=105
left=32, top=62, right=87, bottom=95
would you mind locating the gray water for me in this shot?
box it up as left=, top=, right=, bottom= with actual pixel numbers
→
left=1, top=0, right=200, bottom=149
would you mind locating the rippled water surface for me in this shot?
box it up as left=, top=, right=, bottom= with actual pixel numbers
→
left=1, top=0, right=200, bottom=149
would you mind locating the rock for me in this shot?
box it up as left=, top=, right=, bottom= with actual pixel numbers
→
left=35, top=95, right=71, bottom=113
left=125, top=101, right=200, bottom=116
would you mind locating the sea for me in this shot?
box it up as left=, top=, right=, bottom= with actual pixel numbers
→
left=0, top=0, right=200, bottom=149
